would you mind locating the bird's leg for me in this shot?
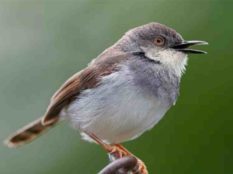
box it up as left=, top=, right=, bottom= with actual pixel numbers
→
left=84, top=131, right=129, bottom=157
left=85, top=132, right=148, bottom=174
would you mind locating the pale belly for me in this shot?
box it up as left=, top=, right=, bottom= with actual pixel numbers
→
left=61, top=67, right=170, bottom=144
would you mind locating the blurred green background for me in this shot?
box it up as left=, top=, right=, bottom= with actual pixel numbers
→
left=0, top=0, right=232, bottom=174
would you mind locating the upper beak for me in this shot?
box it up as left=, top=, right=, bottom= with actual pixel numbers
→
left=171, top=40, right=208, bottom=54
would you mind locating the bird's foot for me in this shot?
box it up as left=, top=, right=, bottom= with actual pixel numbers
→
left=131, top=158, right=148, bottom=174
left=85, top=132, right=148, bottom=174
left=108, top=144, right=132, bottom=160
left=108, top=145, right=148, bottom=174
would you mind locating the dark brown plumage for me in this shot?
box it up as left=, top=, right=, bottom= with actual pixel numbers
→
left=4, top=118, right=55, bottom=147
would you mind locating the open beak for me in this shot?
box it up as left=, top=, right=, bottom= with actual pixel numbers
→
left=172, top=40, right=208, bottom=54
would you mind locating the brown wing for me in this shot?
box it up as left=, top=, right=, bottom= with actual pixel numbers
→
left=42, top=52, right=130, bottom=125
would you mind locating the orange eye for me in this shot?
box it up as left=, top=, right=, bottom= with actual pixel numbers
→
left=154, top=36, right=165, bottom=46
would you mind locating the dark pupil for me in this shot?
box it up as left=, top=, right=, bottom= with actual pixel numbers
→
left=157, top=39, right=161, bottom=43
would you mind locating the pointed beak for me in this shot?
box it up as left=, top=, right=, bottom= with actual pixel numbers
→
left=171, top=40, right=208, bottom=54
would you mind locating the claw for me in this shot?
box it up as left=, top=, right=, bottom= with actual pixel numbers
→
left=132, top=158, right=148, bottom=174
left=84, top=131, right=149, bottom=174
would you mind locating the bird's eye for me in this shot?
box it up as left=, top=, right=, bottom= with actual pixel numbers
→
left=154, top=36, right=165, bottom=46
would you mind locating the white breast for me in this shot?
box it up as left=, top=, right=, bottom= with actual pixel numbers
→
left=61, top=65, right=170, bottom=144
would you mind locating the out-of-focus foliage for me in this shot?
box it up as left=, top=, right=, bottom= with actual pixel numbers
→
left=0, top=1, right=232, bottom=174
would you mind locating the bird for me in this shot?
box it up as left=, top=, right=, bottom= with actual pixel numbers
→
left=4, top=22, right=207, bottom=174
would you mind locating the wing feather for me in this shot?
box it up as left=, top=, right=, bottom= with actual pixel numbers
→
left=42, top=53, right=130, bottom=125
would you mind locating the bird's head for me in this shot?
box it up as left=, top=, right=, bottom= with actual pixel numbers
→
left=116, top=22, right=208, bottom=76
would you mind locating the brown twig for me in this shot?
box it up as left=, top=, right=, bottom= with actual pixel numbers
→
left=98, top=156, right=138, bottom=174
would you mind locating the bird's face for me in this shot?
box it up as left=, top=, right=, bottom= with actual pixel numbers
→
left=121, top=23, right=208, bottom=76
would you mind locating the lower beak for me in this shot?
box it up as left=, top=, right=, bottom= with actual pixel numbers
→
left=172, top=40, right=208, bottom=54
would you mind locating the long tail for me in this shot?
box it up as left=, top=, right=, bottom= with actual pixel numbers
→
left=4, top=118, right=56, bottom=148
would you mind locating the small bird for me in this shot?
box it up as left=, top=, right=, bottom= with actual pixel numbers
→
left=4, top=22, right=207, bottom=173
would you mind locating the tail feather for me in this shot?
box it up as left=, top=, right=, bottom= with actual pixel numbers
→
left=4, top=118, right=56, bottom=148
